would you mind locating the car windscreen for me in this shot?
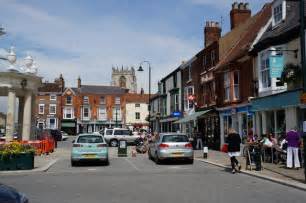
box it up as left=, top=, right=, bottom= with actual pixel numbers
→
left=77, top=135, right=104, bottom=143
left=162, top=135, right=189, bottom=143
left=106, top=130, right=113, bottom=135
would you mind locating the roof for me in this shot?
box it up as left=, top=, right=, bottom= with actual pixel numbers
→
left=217, top=3, right=272, bottom=69
left=38, top=82, right=62, bottom=92
left=76, top=85, right=128, bottom=95
left=125, top=93, right=150, bottom=103
left=252, top=1, right=300, bottom=52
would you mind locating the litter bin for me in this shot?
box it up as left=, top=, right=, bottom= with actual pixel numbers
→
left=118, top=139, right=127, bottom=157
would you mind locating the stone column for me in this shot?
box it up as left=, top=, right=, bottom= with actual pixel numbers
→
left=22, top=91, right=32, bottom=141
left=18, top=97, right=25, bottom=136
left=5, top=89, right=16, bottom=141
left=261, top=111, right=267, bottom=135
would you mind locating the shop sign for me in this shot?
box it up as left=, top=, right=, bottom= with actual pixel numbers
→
left=172, top=111, right=182, bottom=117
left=269, top=55, right=284, bottom=78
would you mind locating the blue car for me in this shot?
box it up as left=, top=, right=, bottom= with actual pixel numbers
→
left=0, top=184, right=29, bottom=203
left=71, top=133, right=109, bottom=166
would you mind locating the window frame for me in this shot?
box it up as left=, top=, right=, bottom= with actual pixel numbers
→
left=64, top=107, right=73, bottom=119
left=135, top=112, right=140, bottom=120
left=135, top=103, right=140, bottom=108
left=83, top=106, right=90, bottom=120
left=100, top=96, right=105, bottom=104
left=224, top=72, right=230, bottom=102
left=233, top=71, right=240, bottom=100
left=66, top=96, right=72, bottom=105
left=49, top=104, right=56, bottom=115
left=83, top=96, right=89, bottom=104
left=99, top=105, right=107, bottom=121
left=272, top=0, right=286, bottom=27
left=115, top=96, right=121, bottom=105
left=38, top=104, right=45, bottom=114
left=50, top=95, right=56, bottom=101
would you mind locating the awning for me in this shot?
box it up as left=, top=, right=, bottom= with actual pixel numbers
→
left=174, top=110, right=211, bottom=124
left=251, top=89, right=302, bottom=111
left=61, top=122, right=75, bottom=127
left=160, top=117, right=179, bottom=123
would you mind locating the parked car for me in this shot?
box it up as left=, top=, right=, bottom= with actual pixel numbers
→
left=71, top=133, right=109, bottom=166
left=0, top=184, right=29, bottom=203
left=50, top=129, right=62, bottom=141
left=103, top=128, right=140, bottom=147
left=61, top=131, right=69, bottom=141
left=148, top=133, right=194, bottom=164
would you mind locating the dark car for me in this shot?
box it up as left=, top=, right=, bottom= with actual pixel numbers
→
left=50, top=129, right=62, bottom=141
left=0, top=184, right=29, bottom=203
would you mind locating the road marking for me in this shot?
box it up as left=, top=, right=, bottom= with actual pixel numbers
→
left=87, top=168, right=97, bottom=171
left=124, top=158, right=141, bottom=172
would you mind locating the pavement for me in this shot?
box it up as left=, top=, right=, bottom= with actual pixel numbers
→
left=1, top=139, right=306, bottom=202
left=194, top=149, right=306, bottom=191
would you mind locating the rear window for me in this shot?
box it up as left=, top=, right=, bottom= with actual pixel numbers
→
left=77, top=135, right=104, bottom=143
left=162, top=135, right=189, bottom=143
left=106, top=130, right=113, bottom=135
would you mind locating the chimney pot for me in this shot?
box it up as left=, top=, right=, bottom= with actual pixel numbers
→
left=204, top=20, right=221, bottom=47
left=232, top=2, right=238, bottom=9
left=244, top=3, right=249, bottom=10
left=230, top=2, right=251, bottom=29
left=238, top=2, right=244, bottom=10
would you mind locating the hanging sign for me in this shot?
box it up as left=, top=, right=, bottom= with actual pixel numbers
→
left=269, top=55, right=284, bottom=78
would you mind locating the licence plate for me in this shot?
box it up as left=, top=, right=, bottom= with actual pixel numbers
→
left=172, top=152, right=183, bottom=157
left=83, top=154, right=96, bottom=158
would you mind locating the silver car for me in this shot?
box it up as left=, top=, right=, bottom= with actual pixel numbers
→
left=148, top=133, right=194, bottom=164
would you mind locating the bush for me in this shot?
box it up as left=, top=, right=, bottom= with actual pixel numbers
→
left=0, top=142, right=35, bottom=160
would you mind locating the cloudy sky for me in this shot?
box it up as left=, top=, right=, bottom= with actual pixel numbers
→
left=0, top=0, right=270, bottom=112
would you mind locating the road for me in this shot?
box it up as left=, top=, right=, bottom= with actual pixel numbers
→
left=1, top=139, right=306, bottom=203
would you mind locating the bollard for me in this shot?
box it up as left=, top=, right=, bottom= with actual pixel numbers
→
left=203, top=146, right=208, bottom=159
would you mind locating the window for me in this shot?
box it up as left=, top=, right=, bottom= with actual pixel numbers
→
left=48, top=118, right=56, bottom=129
left=224, top=72, right=230, bottom=101
left=135, top=112, right=140, bottom=120
left=83, top=107, right=90, bottom=120
left=112, top=105, right=121, bottom=121
left=64, top=107, right=73, bottom=119
left=39, top=104, right=45, bottom=114
left=135, top=103, right=140, bottom=107
left=100, top=96, right=105, bottom=104
left=50, top=95, right=56, bottom=101
left=49, top=104, right=56, bottom=114
left=203, top=55, right=207, bottom=67
left=66, top=96, right=72, bottom=105
left=233, top=71, right=240, bottom=100
left=115, top=97, right=120, bottom=104
left=184, top=86, right=194, bottom=110
left=83, top=96, right=89, bottom=104
left=211, top=50, right=216, bottom=65
left=273, top=3, right=283, bottom=26
left=260, top=52, right=272, bottom=88
left=99, top=105, right=107, bottom=120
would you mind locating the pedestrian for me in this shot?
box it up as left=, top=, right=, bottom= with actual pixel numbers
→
left=286, top=128, right=301, bottom=169
left=194, top=128, right=203, bottom=150
left=227, top=128, right=242, bottom=174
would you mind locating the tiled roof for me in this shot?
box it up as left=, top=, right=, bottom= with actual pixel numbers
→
left=252, top=1, right=300, bottom=52
left=125, top=93, right=150, bottom=103
left=217, top=3, right=272, bottom=69
left=78, top=85, right=128, bottom=95
left=38, top=83, right=62, bottom=92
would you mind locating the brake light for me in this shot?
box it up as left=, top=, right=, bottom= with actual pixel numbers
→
left=185, top=143, right=193, bottom=149
left=97, top=144, right=107, bottom=147
left=73, top=144, right=82, bottom=147
left=159, top=143, right=169, bottom=149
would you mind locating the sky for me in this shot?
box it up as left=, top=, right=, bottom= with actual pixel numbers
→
left=0, top=0, right=270, bottom=112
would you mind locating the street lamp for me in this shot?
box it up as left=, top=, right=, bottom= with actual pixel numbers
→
left=138, top=61, right=152, bottom=133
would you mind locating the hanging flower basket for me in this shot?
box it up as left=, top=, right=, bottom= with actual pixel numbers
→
left=281, top=63, right=302, bottom=89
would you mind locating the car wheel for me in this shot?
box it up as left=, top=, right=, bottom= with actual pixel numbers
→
left=109, top=139, right=118, bottom=147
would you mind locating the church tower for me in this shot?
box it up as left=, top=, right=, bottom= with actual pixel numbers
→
left=111, top=66, right=137, bottom=93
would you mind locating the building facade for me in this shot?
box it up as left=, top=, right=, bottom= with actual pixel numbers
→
left=35, top=74, right=64, bottom=130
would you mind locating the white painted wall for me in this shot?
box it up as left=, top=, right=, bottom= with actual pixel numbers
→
left=125, top=102, right=149, bottom=125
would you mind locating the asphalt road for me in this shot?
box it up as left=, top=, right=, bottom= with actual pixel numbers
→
left=1, top=139, right=306, bottom=203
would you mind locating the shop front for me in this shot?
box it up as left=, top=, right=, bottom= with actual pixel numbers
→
left=219, top=105, right=254, bottom=147
left=251, top=89, right=302, bottom=139
left=61, top=119, right=77, bottom=135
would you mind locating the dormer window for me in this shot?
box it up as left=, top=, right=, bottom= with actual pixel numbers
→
left=272, top=0, right=286, bottom=26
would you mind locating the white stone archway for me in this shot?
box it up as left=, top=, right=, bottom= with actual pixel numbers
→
left=0, top=72, right=41, bottom=141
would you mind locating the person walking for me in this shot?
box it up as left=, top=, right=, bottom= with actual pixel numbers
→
left=286, top=128, right=301, bottom=169
left=194, top=128, right=203, bottom=150
left=227, top=128, right=242, bottom=174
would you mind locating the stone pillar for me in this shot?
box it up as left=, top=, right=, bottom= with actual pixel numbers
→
left=6, top=89, right=16, bottom=141
left=261, top=111, right=267, bottom=135
left=18, top=97, right=25, bottom=136
left=22, top=91, right=32, bottom=141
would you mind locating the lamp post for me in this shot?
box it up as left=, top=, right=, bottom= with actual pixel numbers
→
left=138, top=61, right=152, bottom=134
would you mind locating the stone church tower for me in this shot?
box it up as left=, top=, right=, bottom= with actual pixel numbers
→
left=111, top=66, right=137, bottom=93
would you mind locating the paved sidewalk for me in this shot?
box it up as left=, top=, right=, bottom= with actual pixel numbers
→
left=194, top=149, right=306, bottom=191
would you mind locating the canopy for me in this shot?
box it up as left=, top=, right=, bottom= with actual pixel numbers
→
left=174, top=110, right=211, bottom=124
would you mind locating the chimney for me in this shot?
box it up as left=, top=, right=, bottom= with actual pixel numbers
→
left=140, top=88, right=144, bottom=95
left=54, top=73, right=65, bottom=92
left=204, top=21, right=221, bottom=47
left=230, top=2, right=251, bottom=30
left=77, top=76, right=81, bottom=88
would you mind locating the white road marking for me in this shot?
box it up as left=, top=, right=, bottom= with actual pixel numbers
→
left=124, top=158, right=141, bottom=172
left=87, top=168, right=97, bottom=171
